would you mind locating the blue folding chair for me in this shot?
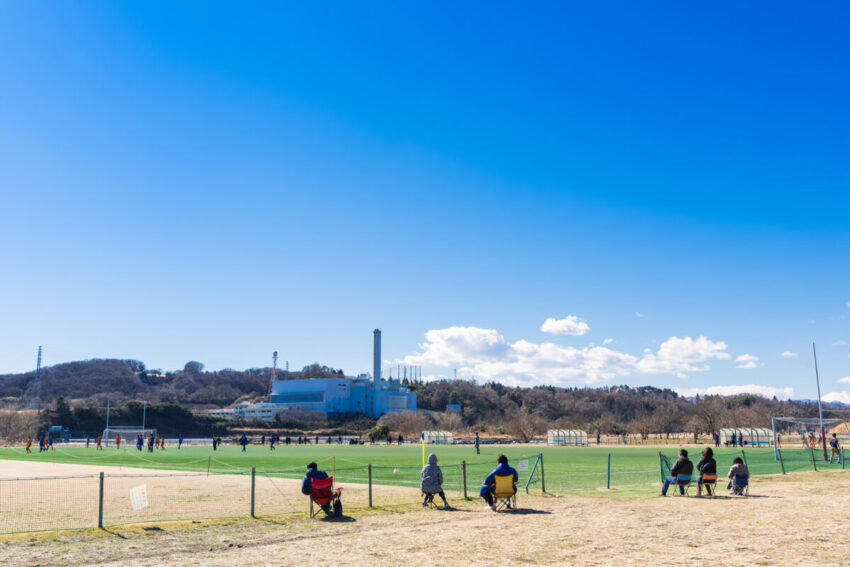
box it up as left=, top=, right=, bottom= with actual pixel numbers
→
left=731, top=473, right=749, bottom=496
left=673, top=474, right=692, bottom=496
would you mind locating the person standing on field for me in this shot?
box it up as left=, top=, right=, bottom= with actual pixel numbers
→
left=178, top=435, right=184, bottom=449
left=96, top=435, right=103, bottom=450
left=474, top=433, right=480, bottom=455
left=115, top=434, right=121, bottom=449
left=240, top=434, right=249, bottom=452
left=829, top=433, right=841, bottom=463
left=25, top=438, right=32, bottom=453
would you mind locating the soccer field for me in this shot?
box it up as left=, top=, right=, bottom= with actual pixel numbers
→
left=3, top=442, right=837, bottom=493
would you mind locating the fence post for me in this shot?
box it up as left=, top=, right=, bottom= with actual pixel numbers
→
left=607, top=453, right=611, bottom=489
left=250, top=467, right=256, bottom=518
left=368, top=464, right=373, bottom=507
left=658, top=452, right=665, bottom=483
left=777, top=447, right=786, bottom=475
left=98, top=472, right=104, bottom=529
left=741, top=450, right=748, bottom=470
left=461, top=461, right=468, bottom=499
left=539, top=453, right=545, bottom=493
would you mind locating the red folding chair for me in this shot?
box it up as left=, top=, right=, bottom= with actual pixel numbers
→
left=309, top=476, right=343, bottom=518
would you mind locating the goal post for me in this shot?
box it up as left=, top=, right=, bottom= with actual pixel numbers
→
left=102, top=427, right=157, bottom=446
left=771, top=416, right=848, bottom=461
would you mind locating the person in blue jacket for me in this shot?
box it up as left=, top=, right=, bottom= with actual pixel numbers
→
left=480, top=454, right=518, bottom=510
left=239, top=434, right=249, bottom=452
left=301, top=461, right=332, bottom=515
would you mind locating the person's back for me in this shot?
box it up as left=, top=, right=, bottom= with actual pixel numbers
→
left=301, top=463, right=329, bottom=495
left=671, top=454, right=694, bottom=478
left=697, top=455, right=716, bottom=475
left=480, top=455, right=518, bottom=509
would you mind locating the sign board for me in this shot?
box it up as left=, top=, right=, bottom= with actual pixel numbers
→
left=130, top=484, right=149, bottom=511
left=517, top=460, right=528, bottom=472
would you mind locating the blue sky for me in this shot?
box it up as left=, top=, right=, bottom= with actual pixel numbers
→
left=1, top=2, right=848, bottom=400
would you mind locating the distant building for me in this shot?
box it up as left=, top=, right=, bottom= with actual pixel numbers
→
left=445, top=404, right=461, bottom=413
left=232, top=329, right=417, bottom=421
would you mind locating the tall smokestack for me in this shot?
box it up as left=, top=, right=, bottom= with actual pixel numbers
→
left=373, top=329, right=381, bottom=385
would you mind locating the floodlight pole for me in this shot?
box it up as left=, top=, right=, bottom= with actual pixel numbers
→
left=813, top=343, right=827, bottom=461
left=142, top=401, right=147, bottom=431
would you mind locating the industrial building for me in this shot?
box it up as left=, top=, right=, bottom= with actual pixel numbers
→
left=232, top=329, right=417, bottom=421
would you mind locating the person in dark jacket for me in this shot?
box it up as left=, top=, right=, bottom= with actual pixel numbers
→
left=301, top=461, right=332, bottom=515
left=420, top=453, right=450, bottom=509
left=696, top=447, right=717, bottom=497
left=660, top=449, right=694, bottom=496
left=480, top=455, right=518, bottom=509
left=240, top=434, right=249, bottom=451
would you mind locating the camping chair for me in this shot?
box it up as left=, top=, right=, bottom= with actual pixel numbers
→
left=700, top=474, right=718, bottom=497
left=422, top=491, right=439, bottom=509
left=731, top=473, right=749, bottom=497
left=672, top=474, right=692, bottom=496
left=491, top=474, right=517, bottom=511
left=309, top=476, right=343, bottom=518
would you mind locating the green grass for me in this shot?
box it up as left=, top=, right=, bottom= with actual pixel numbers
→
left=1, top=443, right=842, bottom=493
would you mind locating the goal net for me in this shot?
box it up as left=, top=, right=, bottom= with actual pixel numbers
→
left=102, top=427, right=157, bottom=447
left=771, top=417, right=849, bottom=461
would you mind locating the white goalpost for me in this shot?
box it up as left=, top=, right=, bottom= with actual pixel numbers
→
left=102, top=427, right=157, bottom=446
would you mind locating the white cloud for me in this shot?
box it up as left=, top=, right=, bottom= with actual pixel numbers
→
left=823, top=391, right=850, bottom=404
left=846, top=301, right=850, bottom=308
left=540, top=315, right=590, bottom=336
left=635, top=312, right=645, bottom=318
left=635, top=336, right=731, bottom=377
left=676, top=384, right=794, bottom=400
left=603, top=338, right=614, bottom=345
left=402, top=326, right=508, bottom=366
left=833, top=340, right=847, bottom=346
left=837, top=376, right=850, bottom=384
left=404, top=327, right=732, bottom=385
left=735, top=354, right=759, bottom=369
left=780, top=351, right=798, bottom=358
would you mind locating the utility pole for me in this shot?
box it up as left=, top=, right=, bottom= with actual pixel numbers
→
left=813, top=343, right=827, bottom=460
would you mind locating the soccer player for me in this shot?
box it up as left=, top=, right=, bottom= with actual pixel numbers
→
left=480, top=454, right=518, bottom=509
left=270, top=436, right=276, bottom=450
left=115, top=434, right=121, bottom=449
left=136, top=434, right=143, bottom=451
left=178, top=435, right=184, bottom=449
left=474, top=433, right=480, bottom=455
left=48, top=436, right=54, bottom=450
left=25, top=437, right=32, bottom=453
left=96, top=435, right=103, bottom=450
left=829, top=433, right=841, bottom=463
left=147, top=434, right=154, bottom=453
left=240, top=434, right=249, bottom=452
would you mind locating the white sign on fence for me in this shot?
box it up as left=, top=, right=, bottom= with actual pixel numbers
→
left=130, top=484, right=149, bottom=511
left=517, top=460, right=528, bottom=472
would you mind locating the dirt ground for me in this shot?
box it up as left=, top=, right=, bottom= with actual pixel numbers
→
left=1, top=460, right=848, bottom=566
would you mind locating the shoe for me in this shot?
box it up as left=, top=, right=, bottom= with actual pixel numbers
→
left=442, top=504, right=451, bottom=510
left=485, top=505, right=493, bottom=511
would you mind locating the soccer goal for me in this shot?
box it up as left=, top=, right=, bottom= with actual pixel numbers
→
left=771, top=417, right=849, bottom=461
left=422, top=430, right=453, bottom=444
left=102, top=427, right=157, bottom=447
left=547, top=429, right=588, bottom=446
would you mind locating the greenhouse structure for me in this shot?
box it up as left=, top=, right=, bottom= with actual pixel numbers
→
left=547, top=429, right=588, bottom=446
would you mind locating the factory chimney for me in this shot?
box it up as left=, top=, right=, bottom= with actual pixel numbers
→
left=373, top=329, right=381, bottom=386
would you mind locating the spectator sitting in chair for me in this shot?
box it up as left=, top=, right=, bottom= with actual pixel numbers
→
left=695, top=447, right=717, bottom=497
left=421, top=453, right=451, bottom=509
left=726, top=456, right=749, bottom=492
left=301, top=461, right=332, bottom=515
left=480, top=454, right=518, bottom=510
left=660, top=449, right=693, bottom=496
